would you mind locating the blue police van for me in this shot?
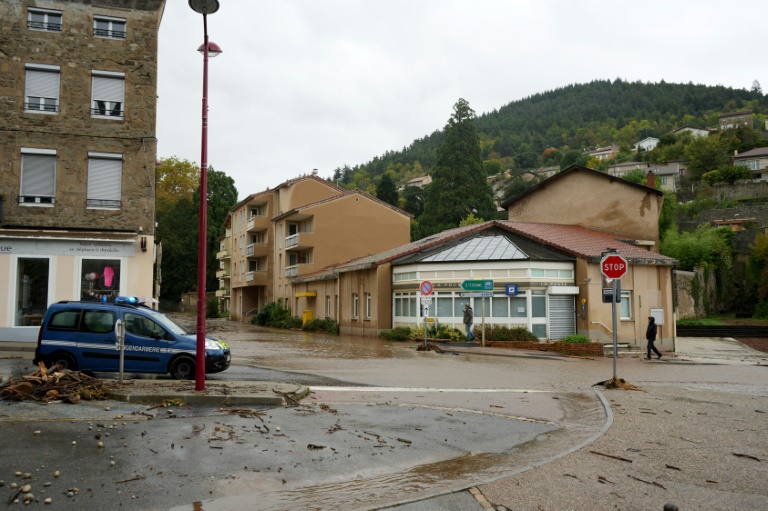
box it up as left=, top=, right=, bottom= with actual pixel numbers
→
left=33, top=297, right=230, bottom=380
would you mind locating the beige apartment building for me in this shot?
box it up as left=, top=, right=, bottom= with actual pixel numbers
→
left=222, top=175, right=412, bottom=321
left=0, top=1, right=165, bottom=342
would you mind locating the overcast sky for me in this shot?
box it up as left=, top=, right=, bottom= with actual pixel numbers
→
left=156, top=0, right=767, bottom=199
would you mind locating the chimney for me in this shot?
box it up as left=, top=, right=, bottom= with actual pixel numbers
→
left=646, top=171, right=655, bottom=188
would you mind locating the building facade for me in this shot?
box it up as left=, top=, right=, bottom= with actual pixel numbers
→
left=222, top=175, right=412, bottom=321
left=0, top=1, right=165, bottom=342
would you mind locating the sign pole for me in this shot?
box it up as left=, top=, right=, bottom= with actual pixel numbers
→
left=611, top=278, right=618, bottom=381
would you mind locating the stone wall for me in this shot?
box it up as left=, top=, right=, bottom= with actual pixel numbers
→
left=0, top=0, right=164, bottom=235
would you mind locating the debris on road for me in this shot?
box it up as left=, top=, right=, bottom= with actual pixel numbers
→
left=416, top=342, right=444, bottom=353
left=1, top=363, right=113, bottom=403
left=600, top=377, right=643, bottom=391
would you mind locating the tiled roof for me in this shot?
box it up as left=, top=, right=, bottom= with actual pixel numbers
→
left=499, top=222, right=676, bottom=264
left=733, top=146, right=768, bottom=159
left=291, top=220, right=677, bottom=283
left=273, top=174, right=347, bottom=193
left=271, top=188, right=412, bottom=222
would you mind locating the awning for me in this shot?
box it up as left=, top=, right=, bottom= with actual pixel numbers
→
left=295, top=292, right=317, bottom=297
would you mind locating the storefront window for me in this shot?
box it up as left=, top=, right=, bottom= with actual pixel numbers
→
left=80, top=258, right=121, bottom=302
left=491, top=296, right=508, bottom=317
left=437, top=294, right=453, bottom=317
left=16, top=257, right=50, bottom=326
left=510, top=296, right=527, bottom=318
left=532, top=292, right=546, bottom=318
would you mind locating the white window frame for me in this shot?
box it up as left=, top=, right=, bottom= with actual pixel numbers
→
left=91, top=70, right=125, bottom=119
left=352, top=293, right=359, bottom=319
left=28, top=8, right=62, bottom=32
left=93, top=15, right=126, bottom=40
left=326, top=295, right=331, bottom=318
left=20, top=148, right=56, bottom=206
left=87, top=152, right=122, bottom=209
left=25, top=64, right=60, bottom=114
left=620, top=291, right=631, bottom=320
left=365, top=293, right=371, bottom=319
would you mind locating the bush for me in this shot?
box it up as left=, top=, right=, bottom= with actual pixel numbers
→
left=754, top=301, right=768, bottom=320
left=206, top=297, right=219, bottom=319
left=483, top=325, right=539, bottom=342
left=254, top=299, right=293, bottom=327
left=303, top=319, right=339, bottom=334
left=559, top=334, right=591, bottom=344
left=379, top=327, right=413, bottom=342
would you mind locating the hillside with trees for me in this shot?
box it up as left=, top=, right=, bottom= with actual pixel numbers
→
left=332, top=79, right=766, bottom=193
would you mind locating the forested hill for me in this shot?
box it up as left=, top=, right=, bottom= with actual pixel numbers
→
left=331, top=79, right=766, bottom=188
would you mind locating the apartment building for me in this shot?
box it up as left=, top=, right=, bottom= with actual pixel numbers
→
left=0, top=1, right=165, bottom=342
left=223, top=174, right=412, bottom=321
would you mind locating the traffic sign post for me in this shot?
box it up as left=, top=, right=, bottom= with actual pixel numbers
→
left=419, top=281, right=434, bottom=296
left=601, top=251, right=628, bottom=382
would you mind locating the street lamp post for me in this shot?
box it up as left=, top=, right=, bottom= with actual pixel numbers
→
left=188, top=0, right=221, bottom=391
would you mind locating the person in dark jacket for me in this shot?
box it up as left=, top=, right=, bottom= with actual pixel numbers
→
left=646, top=316, right=662, bottom=360
left=463, top=304, right=476, bottom=342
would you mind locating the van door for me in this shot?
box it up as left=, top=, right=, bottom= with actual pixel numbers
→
left=122, top=311, right=172, bottom=373
left=77, top=309, right=118, bottom=371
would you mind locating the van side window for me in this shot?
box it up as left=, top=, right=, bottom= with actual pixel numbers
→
left=125, top=313, right=165, bottom=339
left=82, top=310, right=115, bottom=333
left=49, top=310, right=81, bottom=330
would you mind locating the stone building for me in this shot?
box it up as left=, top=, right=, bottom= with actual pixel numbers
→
left=0, top=1, right=165, bottom=342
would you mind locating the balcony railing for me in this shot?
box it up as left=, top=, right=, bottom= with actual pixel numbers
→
left=246, top=272, right=254, bottom=283
left=285, top=265, right=299, bottom=278
left=216, top=249, right=230, bottom=259
left=285, top=234, right=299, bottom=249
left=215, top=289, right=228, bottom=298
left=216, top=269, right=230, bottom=279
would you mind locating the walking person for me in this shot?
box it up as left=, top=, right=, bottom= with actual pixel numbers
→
left=463, top=304, right=476, bottom=342
left=646, top=316, right=662, bottom=360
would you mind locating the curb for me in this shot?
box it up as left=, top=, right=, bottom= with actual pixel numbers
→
left=107, top=384, right=311, bottom=407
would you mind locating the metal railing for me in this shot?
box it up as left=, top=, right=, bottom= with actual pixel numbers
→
left=285, top=234, right=299, bottom=249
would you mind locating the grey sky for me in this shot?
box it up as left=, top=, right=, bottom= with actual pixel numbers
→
left=157, top=0, right=767, bottom=199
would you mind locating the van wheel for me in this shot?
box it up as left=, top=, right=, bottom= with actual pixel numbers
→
left=170, top=357, right=196, bottom=380
left=49, top=352, right=78, bottom=371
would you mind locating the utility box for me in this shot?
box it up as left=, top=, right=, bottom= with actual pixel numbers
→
left=302, top=309, right=313, bottom=325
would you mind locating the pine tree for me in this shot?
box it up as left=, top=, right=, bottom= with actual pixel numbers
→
left=375, top=173, right=399, bottom=206
left=417, top=99, right=496, bottom=238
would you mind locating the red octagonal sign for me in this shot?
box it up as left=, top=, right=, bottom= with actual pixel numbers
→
left=601, top=254, right=628, bottom=279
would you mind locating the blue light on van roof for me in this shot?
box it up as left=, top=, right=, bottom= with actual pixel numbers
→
left=114, top=296, right=139, bottom=304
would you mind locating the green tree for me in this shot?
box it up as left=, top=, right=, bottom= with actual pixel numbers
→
left=375, top=173, right=399, bottom=206
left=560, top=149, right=589, bottom=170
left=417, top=99, right=496, bottom=238
left=401, top=185, right=424, bottom=217
left=156, top=195, right=197, bottom=301
left=156, top=157, right=199, bottom=204
left=483, top=160, right=502, bottom=177
left=701, top=164, right=753, bottom=185
left=684, top=136, right=724, bottom=179
left=194, top=167, right=238, bottom=292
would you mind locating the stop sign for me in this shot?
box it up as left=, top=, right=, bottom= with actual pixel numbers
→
left=601, top=254, right=628, bottom=279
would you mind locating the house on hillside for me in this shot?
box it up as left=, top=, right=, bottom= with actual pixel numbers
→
left=633, top=137, right=659, bottom=152
left=585, top=145, right=619, bottom=161
left=404, top=175, right=432, bottom=189
left=648, top=161, right=686, bottom=192
left=719, top=110, right=753, bottom=130
left=219, top=175, right=412, bottom=321
left=606, top=161, right=650, bottom=177
left=0, top=1, right=164, bottom=343
left=732, top=147, right=768, bottom=181
left=670, top=126, right=710, bottom=139
left=290, top=165, right=677, bottom=346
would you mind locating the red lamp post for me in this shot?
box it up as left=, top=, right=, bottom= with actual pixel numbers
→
left=188, top=0, right=221, bottom=391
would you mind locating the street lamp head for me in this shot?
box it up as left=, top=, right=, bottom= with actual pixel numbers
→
left=197, top=41, right=222, bottom=57
left=189, top=0, right=220, bottom=15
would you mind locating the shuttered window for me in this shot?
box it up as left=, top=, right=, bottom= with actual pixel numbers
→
left=20, top=149, right=56, bottom=205
left=25, top=65, right=60, bottom=112
left=91, top=72, right=125, bottom=118
left=87, top=153, right=122, bottom=209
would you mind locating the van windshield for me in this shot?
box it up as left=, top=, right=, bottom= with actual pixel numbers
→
left=144, top=309, right=189, bottom=335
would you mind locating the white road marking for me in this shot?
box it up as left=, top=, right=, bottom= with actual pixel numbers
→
left=309, top=386, right=551, bottom=393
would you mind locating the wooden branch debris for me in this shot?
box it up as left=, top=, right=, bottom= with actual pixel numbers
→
left=589, top=450, right=633, bottom=463
left=733, top=452, right=761, bottom=462
left=628, top=474, right=666, bottom=489
left=0, top=363, right=113, bottom=403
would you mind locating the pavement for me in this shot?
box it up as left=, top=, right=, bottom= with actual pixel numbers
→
left=1, top=336, right=765, bottom=407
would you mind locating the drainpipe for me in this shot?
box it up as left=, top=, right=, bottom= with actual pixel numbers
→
left=0, top=195, right=4, bottom=225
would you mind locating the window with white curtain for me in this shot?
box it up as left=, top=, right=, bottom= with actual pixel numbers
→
left=87, top=153, right=122, bottom=209
left=620, top=292, right=632, bottom=320
left=91, top=71, right=125, bottom=118
left=20, top=148, right=56, bottom=205
left=25, top=64, right=60, bottom=113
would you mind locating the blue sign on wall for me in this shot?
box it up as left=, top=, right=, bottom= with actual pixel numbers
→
left=505, top=284, right=519, bottom=296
